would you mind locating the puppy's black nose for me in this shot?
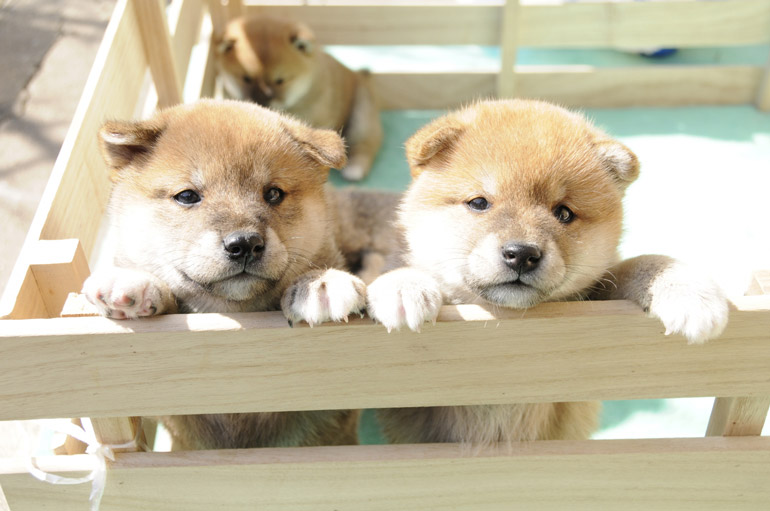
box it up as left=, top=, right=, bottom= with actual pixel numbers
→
left=501, top=243, right=541, bottom=274
left=223, top=231, right=265, bottom=260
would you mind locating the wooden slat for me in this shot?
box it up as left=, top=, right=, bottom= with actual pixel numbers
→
left=706, top=397, right=770, bottom=437
left=28, top=240, right=90, bottom=319
left=0, top=267, right=50, bottom=320
left=2, top=438, right=770, bottom=510
left=183, top=9, right=218, bottom=101
left=0, top=0, right=146, bottom=320
left=133, top=0, right=183, bottom=108
left=91, top=417, right=145, bottom=453
left=758, top=56, right=770, bottom=111
left=519, top=0, right=770, bottom=48
left=370, top=66, right=762, bottom=110
left=707, top=271, right=770, bottom=436
left=249, top=5, right=502, bottom=45
left=246, top=1, right=770, bottom=47
left=0, top=297, right=768, bottom=421
left=496, top=0, right=518, bottom=98
left=206, top=0, right=227, bottom=38
left=169, top=0, right=205, bottom=86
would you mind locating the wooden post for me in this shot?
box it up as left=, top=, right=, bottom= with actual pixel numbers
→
left=132, top=0, right=183, bottom=108
left=225, top=0, right=242, bottom=20
left=706, top=271, right=770, bottom=436
left=497, top=0, right=520, bottom=98
left=756, top=55, right=770, bottom=111
left=207, top=0, right=226, bottom=39
left=29, top=239, right=91, bottom=318
left=91, top=417, right=146, bottom=453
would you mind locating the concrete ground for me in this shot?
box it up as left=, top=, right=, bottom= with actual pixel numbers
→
left=0, top=0, right=116, bottom=297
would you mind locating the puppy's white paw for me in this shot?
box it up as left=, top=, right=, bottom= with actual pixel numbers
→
left=648, top=264, right=729, bottom=344
left=82, top=268, right=169, bottom=319
left=282, top=269, right=367, bottom=327
left=367, top=268, right=443, bottom=332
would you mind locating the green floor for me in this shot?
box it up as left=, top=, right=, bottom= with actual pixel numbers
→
left=337, top=104, right=770, bottom=444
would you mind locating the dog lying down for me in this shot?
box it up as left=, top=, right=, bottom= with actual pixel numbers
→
left=82, top=99, right=372, bottom=449
left=366, top=99, right=730, bottom=444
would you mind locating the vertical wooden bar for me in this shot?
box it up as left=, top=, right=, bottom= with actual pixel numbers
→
left=29, top=239, right=91, bottom=318
left=756, top=55, right=770, bottom=111
left=132, top=0, right=183, bottom=108
left=497, top=0, right=520, bottom=98
left=91, top=417, right=146, bottom=453
left=706, top=271, right=770, bottom=436
left=207, top=0, right=227, bottom=39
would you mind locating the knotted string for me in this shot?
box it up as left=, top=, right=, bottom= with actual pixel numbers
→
left=23, top=418, right=141, bottom=511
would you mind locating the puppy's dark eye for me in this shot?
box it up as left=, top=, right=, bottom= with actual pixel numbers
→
left=554, top=205, right=575, bottom=224
left=174, top=189, right=201, bottom=206
left=243, top=75, right=253, bottom=84
left=467, top=197, right=491, bottom=212
left=274, top=77, right=284, bottom=86
left=264, top=187, right=284, bottom=205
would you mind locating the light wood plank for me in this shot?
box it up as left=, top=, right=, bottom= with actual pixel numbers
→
left=371, top=66, right=762, bottom=110
left=496, top=0, right=518, bottom=98
left=169, top=0, right=205, bottom=87
left=28, top=240, right=90, bottom=319
left=0, top=267, right=49, bottom=320
left=758, top=55, right=770, bottom=111
left=0, top=297, right=768, bottom=420
left=91, top=417, right=145, bottom=453
left=206, top=0, right=227, bottom=38
left=246, top=2, right=770, bottom=47
left=2, top=438, right=770, bottom=510
left=706, top=397, right=770, bottom=437
left=133, top=0, right=183, bottom=108
left=707, top=271, right=770, bottom=436
left=0, top=0, right=147, bottom=320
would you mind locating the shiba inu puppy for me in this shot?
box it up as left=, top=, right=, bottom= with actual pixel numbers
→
left=367, top=99, right=729, bottom=444
left=217, top=15, right=382, bottom=181
left=82, top=99, right=367, bottom=449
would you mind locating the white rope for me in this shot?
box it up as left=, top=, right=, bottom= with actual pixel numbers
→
left=23, top=418, right=139, bottom=511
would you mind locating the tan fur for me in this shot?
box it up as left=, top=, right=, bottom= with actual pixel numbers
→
left=368, top=99, right=728, bottom=444
left=83, top=99, right=365, bottom=449
left=218, top=16, right=383, bottom=181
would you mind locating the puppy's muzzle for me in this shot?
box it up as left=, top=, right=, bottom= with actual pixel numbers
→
left=501, top=242, right=541, bottom=274
left=223, top=231, right=265, bottom=261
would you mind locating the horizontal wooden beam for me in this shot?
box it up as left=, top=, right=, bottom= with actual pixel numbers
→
left=371, top=66, right=762, bottom=110
left=248, top=1, right=770, bottom=47
left=2, top=437, right=770, bottom=510
left=0, top=297, right=768, bottom=420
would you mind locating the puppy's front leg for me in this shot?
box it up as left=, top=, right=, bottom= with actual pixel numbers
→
left=366, top=267, right=443, bottom=333
left=83, top=267, right=177, bottom=319
left=591, top=255, right=729, bottom=344
left=281, top=269, right=367, bottom=327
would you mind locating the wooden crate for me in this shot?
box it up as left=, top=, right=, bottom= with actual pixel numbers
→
left=1, top=0, right=769, bottom=509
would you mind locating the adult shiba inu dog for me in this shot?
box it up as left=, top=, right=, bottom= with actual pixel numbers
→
left=367, top=99, right=729, bottom=444
left=217, top=15, right=382, bottom=181
left=82, top=99, right=367, bottom=449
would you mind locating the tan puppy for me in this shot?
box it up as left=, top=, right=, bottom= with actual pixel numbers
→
left=218, top=15, right=382, bottom=181
left=82, top=99, right=367, bottom=449
left=367, top=99, right=729, bottom=444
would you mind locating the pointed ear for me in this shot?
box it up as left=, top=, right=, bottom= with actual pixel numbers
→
left=595, top=139, right=639, bottom=191
left=283, top=120, right=347, bottom=169
left=99, top=120, right=164, bottom=171
left=290, top=22, right=315, bottom=54
left=405, top=117, right=465, bottom=177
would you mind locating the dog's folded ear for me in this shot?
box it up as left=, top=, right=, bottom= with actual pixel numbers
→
left=405, top=117, right=465, bottom=176
left=594, top=138, right=640, bottom=191
left=99, top=120, right=165, bottom=172
left=283, top=121, right=347, bottom=170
